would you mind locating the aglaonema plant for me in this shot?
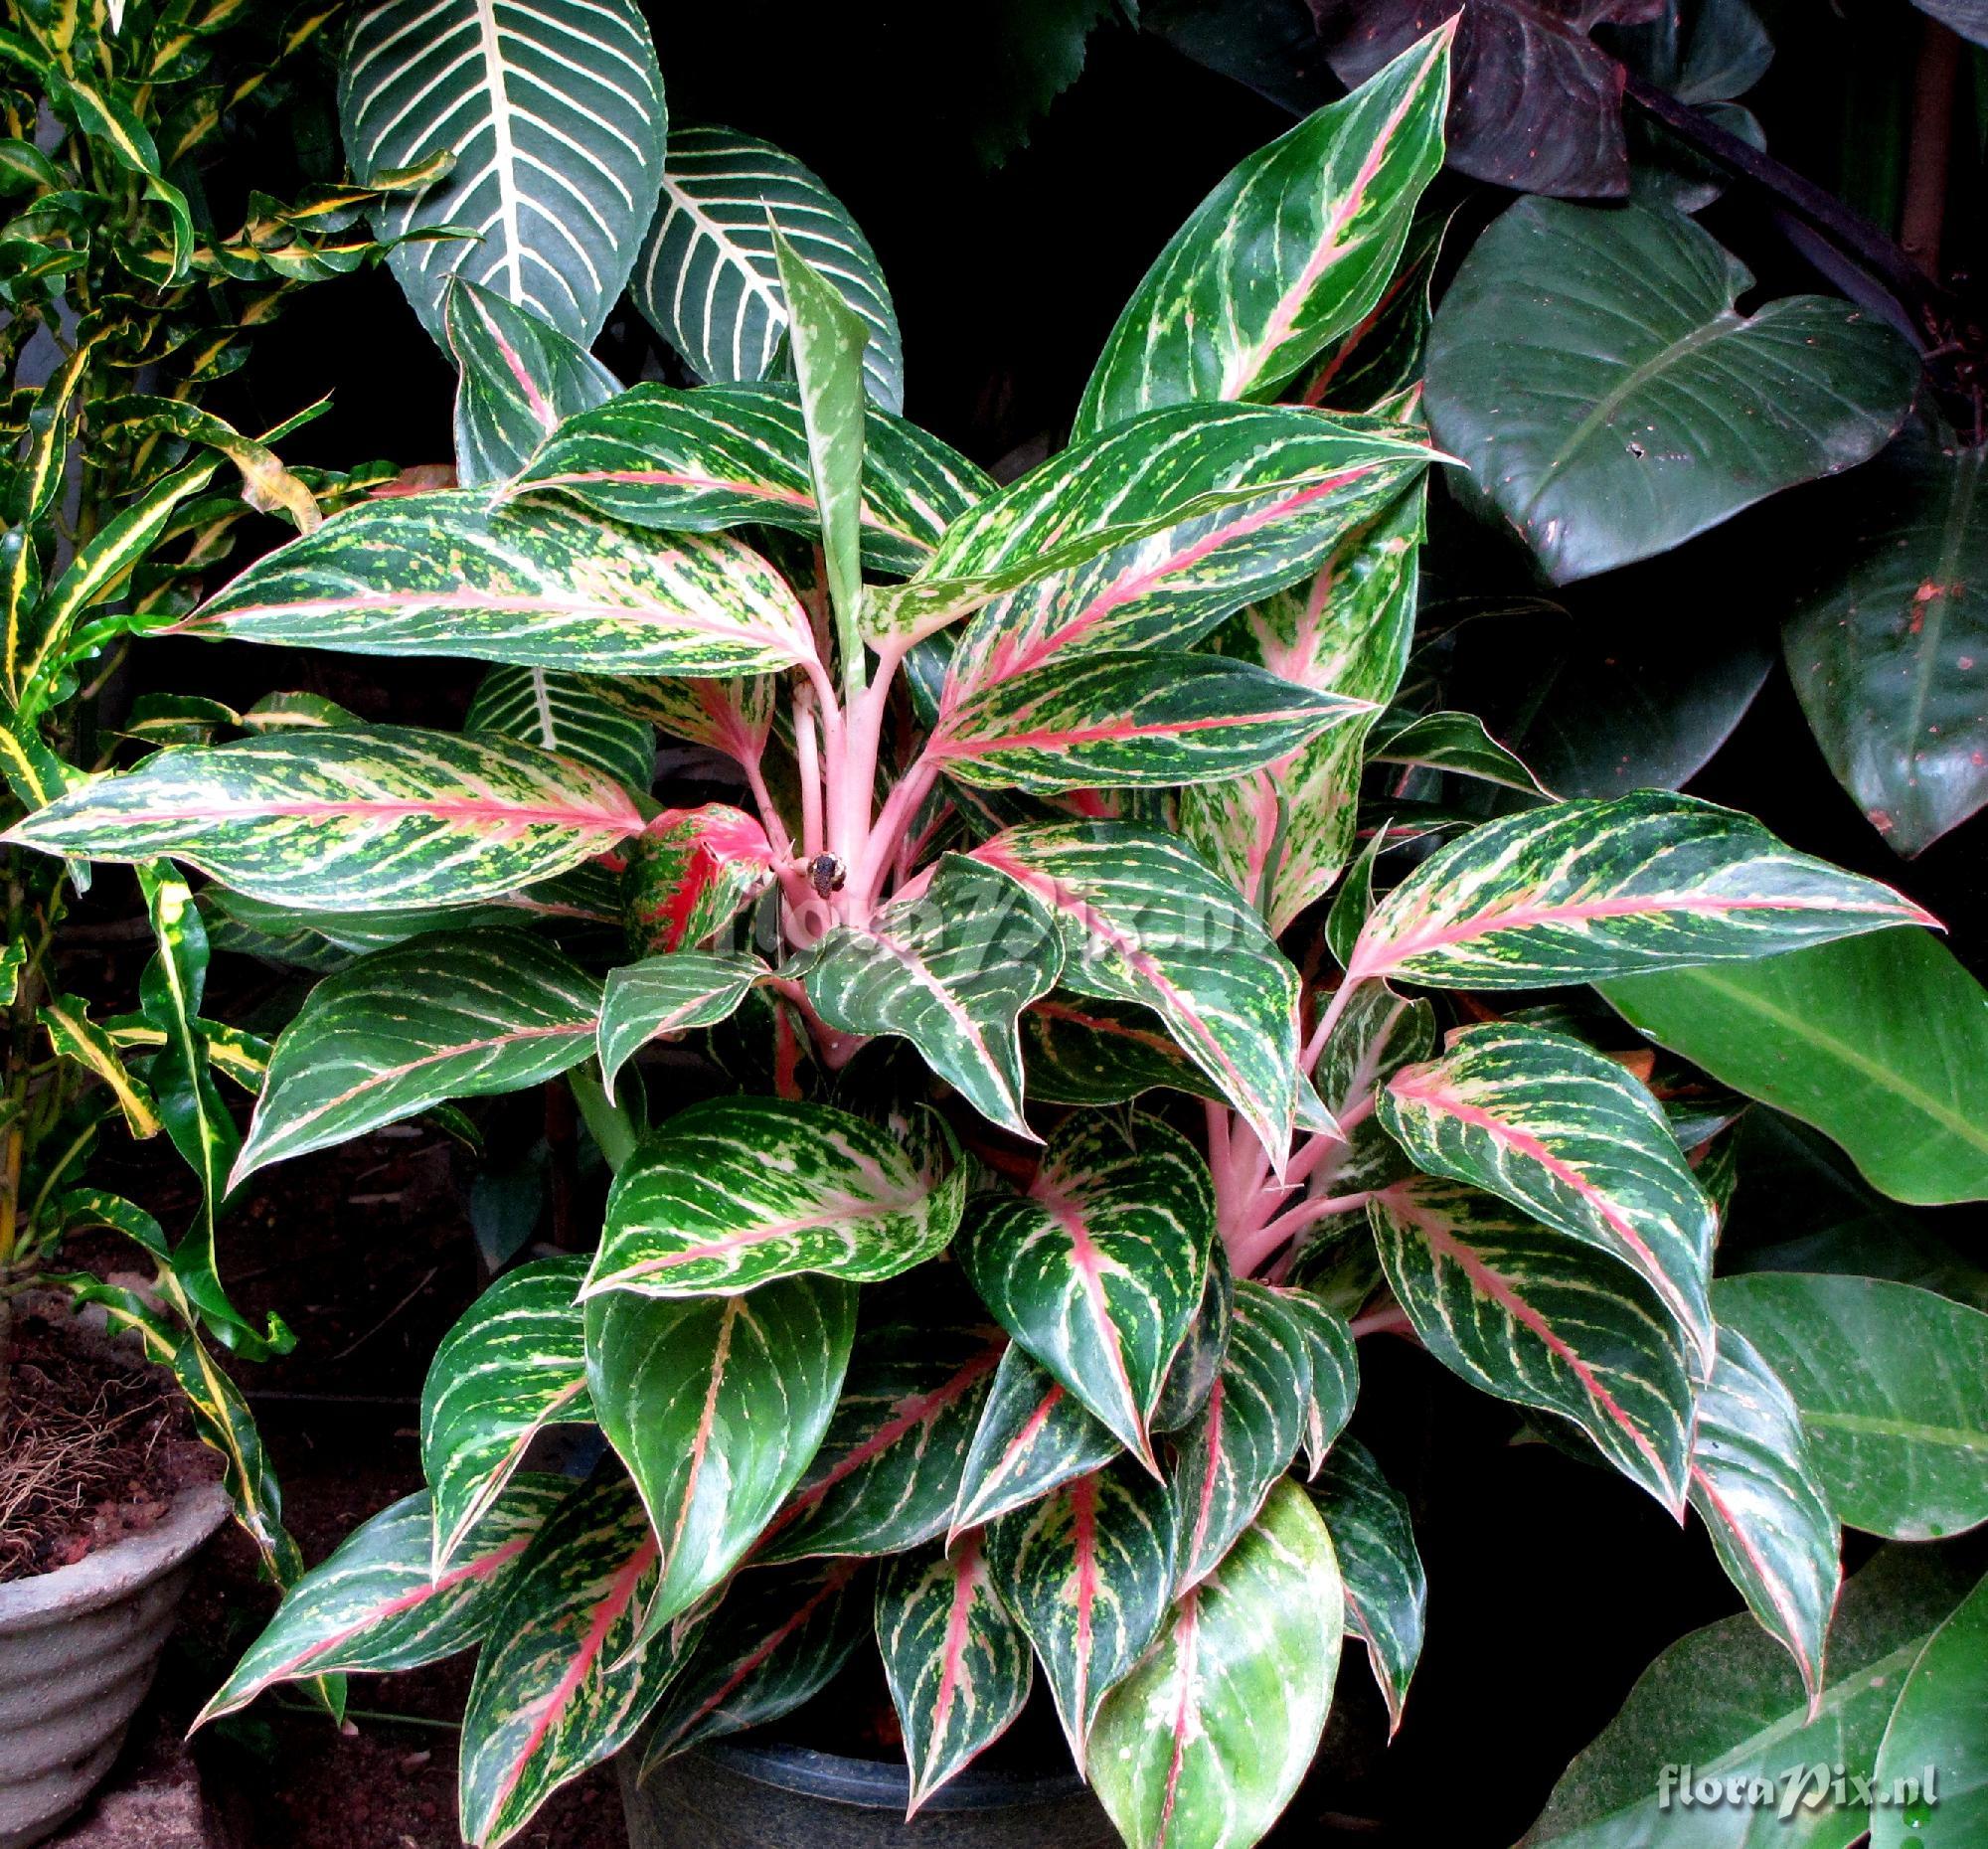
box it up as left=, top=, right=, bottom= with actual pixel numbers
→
left=8, top=6, right=1983, bottom=1846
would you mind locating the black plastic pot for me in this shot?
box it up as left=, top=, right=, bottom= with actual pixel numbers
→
left=618, top=1734, right=1117, bottom=1849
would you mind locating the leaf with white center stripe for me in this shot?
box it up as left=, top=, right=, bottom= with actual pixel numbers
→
left=956, top=1113, right=1214, bottom=1468
left=3, top=727, right=643, bottom=911
left=1307, top=1438, right=1425, bottom=1737
left=803, top=855, right=1062, bottom=1138
left=985, top=1461, right=1176, bottom=1771
left=1307, top=983, right=1435, bottom=1203
left=587, top=1097, right=965, bottom=1298
left=339, top=0, right=667, bottom=346
left=866, top=402, right=1435, bottom=648
left=464, top=665, right=654, bottom=792
left=1370, top=1178, right=1696, bottom=1513
left=620, top=804, right=776, bottom=954
left=232, top=930, right=600, bottom=1183
left=972, top=823, right=1307, bottom=1172
left=199, top=1480, right=562, bottom=1723
left=1090, top=1478, right=1343, bottom=1849
left=1688, top=1327, right=1840, bottom=1712
left=1153, top=1250, right=1235, bottom=1433
left=1074, top=28, right=1449, bottom=438
left=596, top=951, right=764, bottom=1093
left=444, top=281, right=620, bottom=488
left=583, top=1275, right=855, bottom=1644
left=1343, top=792, right=1932, bottom=991
left=877, top=1532, right=1033, bottom=1816
left=633, top=126, right=904, bottom=412
left=181, top=492, right=816, bottom=677
left=1377, top=1021, right=1718, bottom=1376
left=457, top=1465, right=682, bottom=1849
left=949, top=1342, right=1121, bottom=1538
left=420, top=1259, right=593, bottom=1573
left=511, top=384, right=989, bottom=575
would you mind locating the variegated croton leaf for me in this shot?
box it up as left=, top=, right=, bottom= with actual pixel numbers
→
left=620, top=803, right=776, bottom=955
left=950, top=1342, right=1122, bottom=1538
left=596, top=950, right=766, bottom=1093
left=1308, top=1437, right=1426, bottom=1737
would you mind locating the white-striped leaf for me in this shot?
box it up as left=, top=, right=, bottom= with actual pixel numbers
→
left=420, top=1258, right=593, bottom=1573
left=1152, top=1251, right=1235, bottom=1433
left=802, top=855, right=1063, bottom=1138
left=1367, top=707, right=1550, bottom=794
left=949, top=1342, right=1121, bottom=1539
left=1268, top=1283, right=1359, bottom=1477
left=1304, top=983, right=1435, bottom=1209
left=234, top=930, right=601, bottom=1182
left=3, top=727, right=643, bottom=911
left=1378, top=1020, right=1718, bottom=1377
left=1090, top=1479, right=1343, bottom=1849
left=956, top=1113, right=1214, bottom=1468
left=464, top=664, right=655, bottom=791
left=199, top=1480, right=561, bottom=1722
left=586, top=671, right=774, bottom=762
left=984, top=1461, right=1177, bottom=1771
left=340, top=0, right=667, bottom=345
left=445, top=280, right=621, bottom=487
left=596, top=951, right=764, bottom=1093
left=1345, top=792, right=1932, bottom=990
left=588, top=1097, right=966, bottom=1298
left=1307, top=1437, right=1425, bottom=1737
left=1074, top=28, right=1449, bottom=436
left=1370, top=1177, right=1696, bottom=1513
left=1021, top=994, right=1225, bottom=1112
left=876, top=1532, right=1034, bottom=1816
left=633, top=126, right=904, bottom=412
left=182, top=492, right=816, bottom=677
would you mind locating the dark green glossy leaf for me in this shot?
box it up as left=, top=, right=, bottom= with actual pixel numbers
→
left=596, top=951, right=764, bottom=1095
left=949, top=1342, right=1121, bottom=1538
left=1871, top=1564, right=1988, bottom=1849
left=1308, top=1437, right=1424, bottom=1736
left=444, top=282, right=619, bottom=488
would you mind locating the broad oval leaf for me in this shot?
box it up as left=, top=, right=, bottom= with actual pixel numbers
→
left=950, top=1342, right=1121, bottom=1538
left=1424, top=197, right=1915, bottom=583
left=340, top=0, right=666, bottom=344
left=1345, top=791, right=1931, bottom=990
left=464, top=664, right=655, bottom=793
left=1308, top=1437, right=1426, bottom=1737
left=1075, top=28, right=1449, bottom=436
left=596, top=950, right=764, bottom=1094
left=1090, top=1478, right=1343, bottom=1849
left=1871, top=1564, right=1988, bottom=1849
left=588, top=1097, right=965, bottom=1298
left=583, top=1276, right=856, bottom=1641
left=234, top=930, right=600, bottom=1183
left=3, top=727, right=644, bottom=911
left=956, top=1112, right=1215, bottom=1467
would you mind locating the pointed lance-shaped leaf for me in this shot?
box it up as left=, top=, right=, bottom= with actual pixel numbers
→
left=421, top=1259, right=594, bottom=1575
left=1021, top=995, right=1228, bottom=1112
left=949, top=1342, right=1122, bottom=1539
left=1378, top=1021, right=1718, bottom=1377
left=463, top=664, right=655, bottom=793
left=588, top=1097, right=965, bottom=1299
left=956, top=1113, right=1214, bottom=1469
left=587, top=671, right=774, bottom=766
left=1152, top=1249, right=1236, bottom=1433
left=1371, top=1178, right=1696, bottom=1514
left=1366, top=707, right=1551, bottom=795
left=877, top=1532, right=1034, bottom=1817
left=621, top=804, right=776, bottom=955
left=1264, top=1283, right=1359, bottom=1477
left=444, top=281, right=620, bottom=488
left=1308, top=983, right=1436, bottom=1205
left=3, top=727, right=644, bottom=911
left=597, top=951, right=765, bottom=1094
left=1307, top=1438, right=1425, bottom=1737
left=1343, top=792, right=1933, bottom=991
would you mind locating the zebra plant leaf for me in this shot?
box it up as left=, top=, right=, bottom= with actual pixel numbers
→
left=1377, top=1020, right=1718, bottom=1376
left=3, top=728, right=643, bottom=910
left=420, top=1260, right=594, bottom=1574
left=876, top=1533, right=1034, bottom=1817
left=865, top=402, right=1436, bottom=647
left=464, top=665, right=655, bottom=793
left=1074, top=28, right=1449, bottom=437
left=583, top=1276, right=855, bottom=1644
left=1688, top=1328, right=1841, bottom=1711
left=803, top=855, right=1063, bottom=1138
left=950, top=1343, right=1122, bottom=1538
left=974, top=823, right=1307, bottom=1170
left=444, top=281, right=620, bottom=488
left=1089, top=1479, right=1343, bottom=1849
left=1370, top=1178, right=1696, bottom=1513
left=1342, top=792, right=1932, bottom=991
left=597, top=951, right=765, bottom=1094
left=956, top=1113, right=1215, bottom=1468
left=588, top=1098, right=965, bottom=1297
left=339, top=0, right=667, bottom=345
left=984, top=1462, right=1177, bottom=1771
left=234, top=931, right=601, bottom=1183
left=1308, top=1438, right=1426, bottom=1737
left=199, top=1481, right=562, bottom=1723
left=182, top=493, right=816, bottom=677
left=633, top=126, right=904, bottom=412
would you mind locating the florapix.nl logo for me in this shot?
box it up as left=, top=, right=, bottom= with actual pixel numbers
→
left=1658, top=1762, right=1938, bottom=1823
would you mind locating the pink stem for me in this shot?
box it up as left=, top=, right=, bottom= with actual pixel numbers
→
left=742, top=750, right=790, bottom=854
left=1300, top=976, right=1363, bottom=1077
left=1228, top=1190, right=1373, bottom=1278
left=854, top=754, right=940, bottom=912
left=1349, top=1304, right=1415, bottom=1342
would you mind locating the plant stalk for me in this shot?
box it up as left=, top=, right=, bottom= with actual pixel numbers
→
left=1901, top=17, right=1961, bottom=280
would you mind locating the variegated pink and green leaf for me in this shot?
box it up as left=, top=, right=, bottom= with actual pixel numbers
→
left=1307, top=982, right=1436, bottom=1199
left=984, top=1461, right=1176, bottom=1770
left=420, top=1259, right=594, bottom=1573
left=621, top=804, right=776, bottom=955
left=876, top=1531, right=1034, bottom=1816
left=1370, top=1178, right=1696, bottom=1513
left=1300, top=205, right=1449, bottom=416
left=1307, top=1437, right=1425, bottom=1737
left=463, top=664, right=656, bottom=793
left=956, top=1113, right=1214, bottom=1467
left=950, top=1343, right=1122, bottom=1539
left=582, top=1275, right=855, bottom=1640
left=1020, top=994, right=1225, bottom=1111
left=1265, top=1284, right=1359, bottom=1476
left=1377, top=1021, right=1719, bottom=1375
left=3, top=728, right=644, bottom=910
left=1152, top=1250, right=1236, bottom=1433
left=1365, top=708, right=1549, bottom=795
left=585, top=671, right=775, bottom=765
left=597, top=951, right=766, bottom=1094
left=1089, top=1479, right=1343, bottom=1849
left=588, top=1098, right=965, bottom=1298
left=234, top=931, right=601, bottom=1183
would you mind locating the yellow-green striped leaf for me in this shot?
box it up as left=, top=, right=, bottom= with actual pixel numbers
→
left=37, top=992, right=161, bottom=1137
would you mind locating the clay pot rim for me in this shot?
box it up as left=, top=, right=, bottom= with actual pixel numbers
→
left=698, top=1738, right=1089, bottom=1814
left=0, top=1478, right=230, bottom=1629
